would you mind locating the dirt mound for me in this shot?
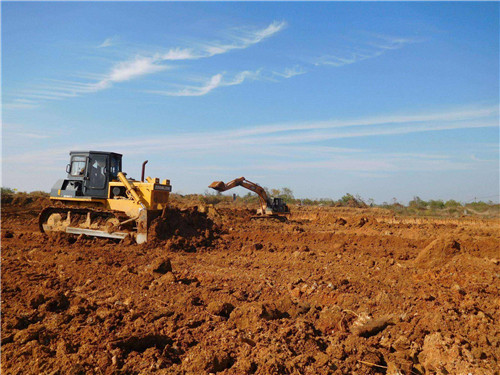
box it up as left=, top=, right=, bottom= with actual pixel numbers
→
left=148, top=207, right=220, bottom=250
left=414, top=236, right=462, bottom=267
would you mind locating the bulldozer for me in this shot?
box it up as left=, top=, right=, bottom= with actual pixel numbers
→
left=209, top=177, right=289, bottom=219
left=39, top=151, right=171, bottom=243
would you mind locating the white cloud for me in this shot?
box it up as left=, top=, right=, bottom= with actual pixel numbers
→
left=5, top=104, right=497, bottom=165
left=15, top=133, right=50, bottom=139
left=98, top=37, right=115, bottom=48
left=161, top=47, right=197, bottom=60
left=148, top=70, right=261, bottom=97
left=273, top=66, right=306, bottom=79
left=171, top=73, right=224, bottom=97
left=3, top=99, right=39, bottom=110
left=315, top=34, right=419, bottom=67
left=203, top=20, right=287, bottom=57
left=103, top=56, right=168, bottom=84
left=229, top=105, right=500, bottom=137
left=157, top=21, right=286, bottom=62
left=8, top=21, right=285, bottom=107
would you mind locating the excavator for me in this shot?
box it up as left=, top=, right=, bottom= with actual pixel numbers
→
left=39, top=151, right=172, bottom=243
left=209, top=177, right=290, bottom=219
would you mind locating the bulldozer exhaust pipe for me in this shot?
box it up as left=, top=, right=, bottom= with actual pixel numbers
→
left=141, top=160, right=148, bottom=182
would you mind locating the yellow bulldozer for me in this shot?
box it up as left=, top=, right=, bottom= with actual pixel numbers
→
left=39, top=151, right=171, bottom=243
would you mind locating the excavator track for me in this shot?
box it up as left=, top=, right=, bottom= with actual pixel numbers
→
left=250, top=214, right=288, bottom=222
left=39, top=206, right=133, bottom=241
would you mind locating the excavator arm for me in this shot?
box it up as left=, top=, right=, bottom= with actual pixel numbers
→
left=209, top=177, right=271, bottom=215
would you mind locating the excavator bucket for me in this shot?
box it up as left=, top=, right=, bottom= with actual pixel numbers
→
left=209, top=181, right=226, bottom=191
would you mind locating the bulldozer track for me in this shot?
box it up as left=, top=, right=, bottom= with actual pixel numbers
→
left=38, top=206, right=129, bottom=235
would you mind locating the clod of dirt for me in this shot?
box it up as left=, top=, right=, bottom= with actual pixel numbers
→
left=68, top=364, right=86, bottom=375
left=30, top=293, right=46, bottom=309
left=229, top=302, right=283, bottom=329
left=149, top=272, right=177, bottom=289
left=161, top=272, right=177, bottom=284
left=418, top=332, right=480, bottom=374
left=335, top=218, right=347, bottom=226
left=414, top=237, right=461, bottom=268
left=14, top=324, right=44, bottom=344
left=206, top=301, right=235, bottom=318
left=2, top=230, right=14, bottom=239
left=165, top=236, right=196, bottom=252
left=253, top=243, right=263, bottom=250
left=114, top=334, right=172, bottom=355
left=31, top=292, right=70, bottom=312
left=150, top=258, right=173, bottom=274
left=357, top=217, right=369, bottom=227
left=350, top=313, right=394, bottom=337
left=182, top=346, right=234, bottom=373
left=317, top=307, right=344, bottom=334
left=273, top=295, right=309, bottom=319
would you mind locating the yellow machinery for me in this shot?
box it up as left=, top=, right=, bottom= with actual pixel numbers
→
left=209, top=176, right=290, bottom=218
left=39, top=151, right=171, bottom=243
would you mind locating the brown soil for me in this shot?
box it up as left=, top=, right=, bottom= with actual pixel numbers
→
left=1, top=199, right=499, bottom=374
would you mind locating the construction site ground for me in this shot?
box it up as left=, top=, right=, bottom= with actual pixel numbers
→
left=1, top=197, right=499, bottom=374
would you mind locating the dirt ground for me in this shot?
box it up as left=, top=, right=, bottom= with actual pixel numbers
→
left=1, top=197, right=499, bottom=374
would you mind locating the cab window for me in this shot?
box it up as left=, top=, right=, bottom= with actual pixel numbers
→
left=89, top=155, right=107, bottom=189
left=109, top=155, right=121, bottom=180
left=70, top=156, right=86, bottom=176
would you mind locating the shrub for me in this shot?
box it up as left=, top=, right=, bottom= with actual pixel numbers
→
left=428, top=200, right=445, bottom=210
left=408, top=196, right=427, bottom=210
left=445, top=199, right=462, bottom=208
left=340, top=193, right=355, bottom=204
left=199, top=191, right=228, bottom=205
left=30, top=190, right=50, bottom=197
left=1, top=187, right=15, bottom=195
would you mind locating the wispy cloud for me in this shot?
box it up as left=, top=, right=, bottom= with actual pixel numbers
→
left=7, top=21, right=285, bottom=107
left=98, top=37, right=115, bottom=48
left=315, top=34, right=420, bottom=67
left=230, top=105, right=500, bottom=137
left=200, top=21, right=286, bottom=58
left=3, top=99, right=39, bottom=110
left=14, top=133, right=50, bottom=139
left=273, top=66, right=307, bottom=79
left=255, top=155, right=473, bottom=173
left=148, top=70, right=261, bottom=97
left=96, top=56, right=169, bottom=89
left=6, top=104, right=497, bottom=169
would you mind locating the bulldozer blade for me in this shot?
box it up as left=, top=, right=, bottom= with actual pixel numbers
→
left=136, top=209, right=148, bottom=244
left=208, top=181, right=225, bottom=191
left=65, top=227, right=129, bottom=240
left=135, top=209, right=163, bottom=244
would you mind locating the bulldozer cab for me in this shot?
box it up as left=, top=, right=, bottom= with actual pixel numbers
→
left=65, top=151, right=122, bottom=198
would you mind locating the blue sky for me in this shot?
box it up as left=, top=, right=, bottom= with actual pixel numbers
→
left=2, top=2, right=499, bottom=203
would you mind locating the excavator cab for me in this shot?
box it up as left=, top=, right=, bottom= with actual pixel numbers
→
left=270, top=197, right=289, bottom=213
left=53, top=151, right=123, bottom=199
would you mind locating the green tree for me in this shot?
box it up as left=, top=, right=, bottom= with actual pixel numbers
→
left=279, top=187, right=294, bottom=201
left=1, top=187, right=15, bottom=195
